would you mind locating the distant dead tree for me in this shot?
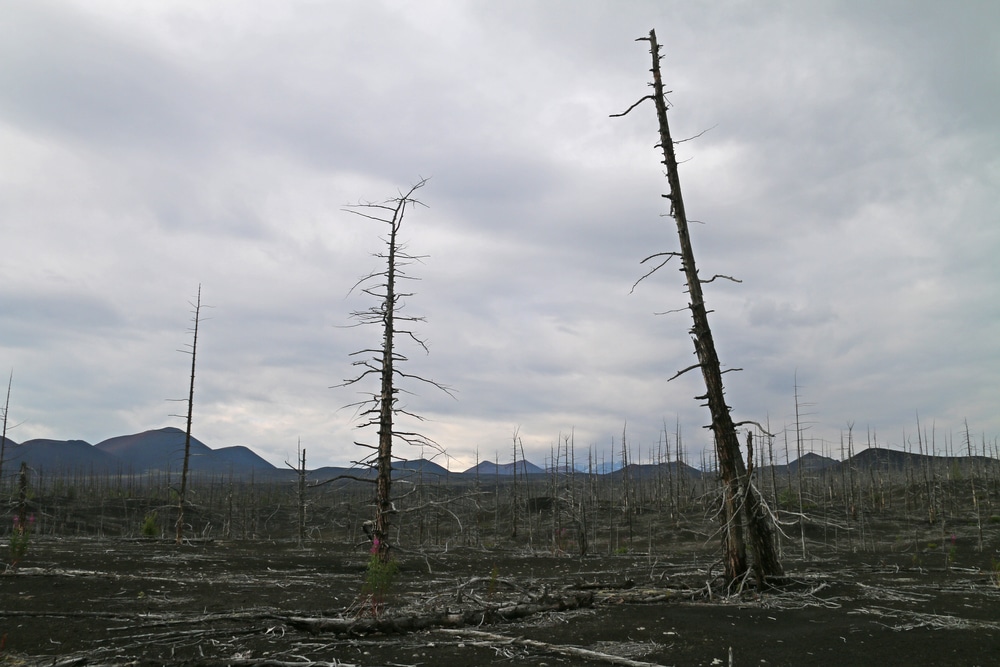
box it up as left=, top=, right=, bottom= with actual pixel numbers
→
left=286, top=442, right=308, bottom=548
left=172, top=285, right=205, bottom=545
left=613, top=29, right=783, bottom=588
left=336, top=179, right=453, bottom=563
left=0, top=370, right=12, bottom=485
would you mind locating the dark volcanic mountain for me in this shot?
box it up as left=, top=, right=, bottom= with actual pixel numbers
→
left=4, top=438, right=119, bottom=473
left=6, top=427, right=461, bottom=481
left=786, top=452, right=839, bottom=474
left=606, top=461, right=704, bottom=482
left=94, top=428, right=284, bottom=476
left=96, top=427, right=216, bottom=473
left=463, top=460, right=545, bottom=476
left=7, top=427, right=991, bottom=484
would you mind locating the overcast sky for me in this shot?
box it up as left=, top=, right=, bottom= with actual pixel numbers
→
left=2, top=1, right=997, bottom=471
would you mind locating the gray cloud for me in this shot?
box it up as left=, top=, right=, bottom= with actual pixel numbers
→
left=1, top=0, right=997, bottom=469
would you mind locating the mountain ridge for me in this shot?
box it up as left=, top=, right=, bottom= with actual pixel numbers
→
left=2, top=428, right=992, bottom=481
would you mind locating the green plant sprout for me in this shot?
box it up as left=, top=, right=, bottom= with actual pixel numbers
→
left=7, top=514, right=35, bottom=572
left=140, top=511, right=159, bottom=538
left=360, top=538, right=398, bottom=618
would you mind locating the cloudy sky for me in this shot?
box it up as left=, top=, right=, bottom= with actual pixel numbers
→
left=2, top=1, right=997, bottom=471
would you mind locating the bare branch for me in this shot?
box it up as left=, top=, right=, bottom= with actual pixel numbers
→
left=308, top=474, right=377, bottom=488
left=650, top=304, right=687, bottom=317
left=700, top=274, right=742, bottom=284
left=674, top=124, right=717, bottom=144
left=609, top=95, right=655, bottom=118
left=630, top=252, right=681, bottom=294
left=667, top=363, right=702, bottom=382
left=733, top=420, right=777, bottom=438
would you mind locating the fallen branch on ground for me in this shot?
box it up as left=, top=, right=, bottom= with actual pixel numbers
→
left=436, top=628, right=670, bottom=667
left=284, top=590, right=593, bottom=635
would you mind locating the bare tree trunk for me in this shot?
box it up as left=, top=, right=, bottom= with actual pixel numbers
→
left=620, top=424, right=634, bottom=547
left=17, top=460, right=29, bottom=529
left=373, top=210, right=398, bottom=562
left=338, top=179, right=451, bottom=565
left=175, top=285, right=203, bottom=545
left=966, top=421, right=984, bottom=552
left=0, top=371, right=11, bottom=487
left=511, top=428, right=520, bottom=538
left=615, top=29, right=782, bottom=586
left=286, top=443, right=307, bottom=547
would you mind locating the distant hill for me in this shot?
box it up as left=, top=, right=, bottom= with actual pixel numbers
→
left=607, top=461, right=704, bottom=482
left=463, top=460, right=545, bottom=476
left=96, top=427, right=215, bottom=473
left=393, top=458, right=452, bottom=477
left=787, top=452, right=839, bottom=474
left=7, top=427, right=995, bottom=484
left=204, top=445, right=279, bottom=475
left=847, top=447, right=916, bottom=471
left=4, top=438, right=120, bottom=473
left=92, top=427, right=284, bottom=477
left=307, top=459, right=453, bottom=484
left=4, top=426, right=464, bottom=482
left=758, top=446, right=998, bottom=478
left=846, top=446, right=994, bottom=474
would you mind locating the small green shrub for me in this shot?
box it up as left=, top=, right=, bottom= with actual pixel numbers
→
left=361, top=541, right=398, bottom=617
left=140, top=512, right=159, bottom=538
left=988, top=515, right=1000, bottom=525
left=7, top=515, right=35, bottom=572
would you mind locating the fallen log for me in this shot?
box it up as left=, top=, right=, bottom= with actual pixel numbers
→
left=284, top=590, right=593, bottom=636
left=436, top=628, right=670, bottom=667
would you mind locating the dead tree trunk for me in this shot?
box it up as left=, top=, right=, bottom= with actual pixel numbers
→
left=287, top=443, right=307, bottom=547
left=338, top=179, right=452, bottom=564
left=614, top=29, right=783, bottom=587
left=17, top=460, right=28, bottom=529
left=0, top=371, right=11, bottom=487
left=175, top=285, right=203, bottom=545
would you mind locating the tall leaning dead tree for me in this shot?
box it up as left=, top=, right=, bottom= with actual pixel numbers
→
left=337, top=179, right=452, bottom=563
left=613, top=30, right=783, bottom=588
left=173, top=285, right=204, bottom=545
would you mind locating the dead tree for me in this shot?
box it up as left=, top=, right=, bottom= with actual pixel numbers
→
left=337, top=179, right=452, bottom=563
left=173, top=285, right=204, bottom=545
left=286, top=443, right=308, bottom=548
left=613, top=29, right=783, bottom=587
left=0, top=370, right=12, bottom=487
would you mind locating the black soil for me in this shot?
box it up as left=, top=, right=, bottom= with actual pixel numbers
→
left=3, top=535, right=1000, bottom=666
